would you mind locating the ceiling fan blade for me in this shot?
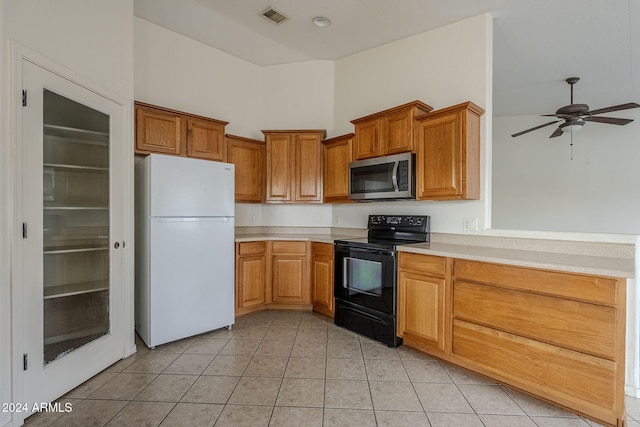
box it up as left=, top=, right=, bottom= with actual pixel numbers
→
left=588, top=102, right=640, bottom=115
left=584, top=116, right=633, bottom=125
left=549, top=127, right=563, bottom=138
left=511, top=120, right=561, bottom=137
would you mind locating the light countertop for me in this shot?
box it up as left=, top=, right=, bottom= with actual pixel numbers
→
left=234, top=229, right=635, bottom=279
left=398, top=242, right=635, bottom=279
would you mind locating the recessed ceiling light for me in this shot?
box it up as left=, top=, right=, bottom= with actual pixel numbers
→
left=312, top=17, right=331, bottom=27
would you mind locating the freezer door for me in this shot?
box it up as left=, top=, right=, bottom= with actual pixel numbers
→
left=148, top=217, right=234, bottom=346
left=149, top=154, right=234, bottom=217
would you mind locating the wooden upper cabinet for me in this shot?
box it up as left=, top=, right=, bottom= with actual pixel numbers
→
left=134, top=102, right=228, bottom=161
left=135, top=104, right=184, bottom=155
left=265, top=133, right=292, bottom=202
left=186, top=117, right=226, bottom=161
left=351, top=101, right=432, bottom=160
left=294, top=133, right=323, bottom=202
left=415, top=101, right=484, bottom=200
left=226, top=134, right=265, bottom=203
left=352, top=120, right=379, bottom=160
left=263, top=130, right=326, bottom=203
left=322, top=133, right=354, bottom=203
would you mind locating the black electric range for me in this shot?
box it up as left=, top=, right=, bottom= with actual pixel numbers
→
left=333, top=215, right=430, bottom=347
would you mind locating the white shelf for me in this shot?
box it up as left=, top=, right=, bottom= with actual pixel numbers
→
left=44, top=124, right=109, bottom=147
left=44, top=246, right=108, bottom=255
left=44, top=163, right=108, bottom=172
left=44, top=280, right=109, bottom=300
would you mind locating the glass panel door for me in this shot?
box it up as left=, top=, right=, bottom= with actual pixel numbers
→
left=42, top=90, right=111, bottom=364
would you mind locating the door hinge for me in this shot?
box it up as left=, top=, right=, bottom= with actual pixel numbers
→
left=22, top=90, right=27, bottom=107
left=22, top=222, right=27, bottom=239
left=23, top=354, right=28, bottom=371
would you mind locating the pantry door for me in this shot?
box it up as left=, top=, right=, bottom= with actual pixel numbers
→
left=19, top=59, right=126, bottom=408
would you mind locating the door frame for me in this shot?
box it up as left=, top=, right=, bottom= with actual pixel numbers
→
left=8, top=43, right=135, bottom=426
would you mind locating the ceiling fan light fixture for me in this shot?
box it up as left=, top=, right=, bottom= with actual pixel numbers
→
left=312, top=16, right=331, bottom=27
left=560, top=119, right=585, bottom=133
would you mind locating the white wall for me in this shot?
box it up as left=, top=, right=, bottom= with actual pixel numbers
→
left=261, top=60, right=335, bottom=132
left=332, top=14, right=493, bottom=232
left=0, top=2, right=9, bottom=425
left=134, top=17, right=263, bottom=138
left=492, top=111, right=640, bottom=234
left=1, top=1, right=134, bottom=425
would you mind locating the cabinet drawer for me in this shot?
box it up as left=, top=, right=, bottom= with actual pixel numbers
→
left=454, top=259, right=618, bottom=306
left=272, top=241, right=307, bottom=254
left=453, top=281, right=615, bottom=360
left=237, top=241, right=267, bottom=256
left=453, top=320, right=616, bottom=412
left=399, top=252, right=446, bottom=277
left=311, top=242, right=333, bottom=257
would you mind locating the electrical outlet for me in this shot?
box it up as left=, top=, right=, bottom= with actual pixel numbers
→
left=250, top=215, right=255, bottom=225
left=336, top=216, right=341, bottom=225
left=463, top=217, right=478, bottom=232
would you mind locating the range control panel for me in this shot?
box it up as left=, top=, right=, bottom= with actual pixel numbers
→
left=368, top=215, right=429, bottom=232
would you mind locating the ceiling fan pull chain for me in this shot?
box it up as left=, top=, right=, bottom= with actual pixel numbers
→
left=570, top=132, right=574, bottom=160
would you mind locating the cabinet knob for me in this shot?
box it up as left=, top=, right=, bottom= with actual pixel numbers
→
left=114, top=242, right=120, bottom=249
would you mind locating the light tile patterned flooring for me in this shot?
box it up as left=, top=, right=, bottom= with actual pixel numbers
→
left=25, top=310, right=640, bottom=426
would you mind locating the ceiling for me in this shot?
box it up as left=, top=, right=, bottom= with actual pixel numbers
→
left=134, top=0, right=640, bottom=117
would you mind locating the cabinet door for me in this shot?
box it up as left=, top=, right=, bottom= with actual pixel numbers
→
left=397, top=271, right=446, bottom=353
left=415, top=111, right=463, bottom=199
left=353, top=120, right=379, bottom=160
left=186, top=118, right=226, bottom=161
left=227, top=136, right=264, bottom=203
left=311, top=243, right=334, bottom=316
left=20, top=60, right=126, bottom=409
left=266, top=134, right=292, bottom=202
left=323, top=135, right=352, bottom=203
left=380, top=108, right=413, bottom=155
left=294, top=133, right=322, bottom=202
left=272, top=255, right=308, bottom=304
left=135, top=105, right=184, bottom=155
left=237, top=255, right=267, bottom=310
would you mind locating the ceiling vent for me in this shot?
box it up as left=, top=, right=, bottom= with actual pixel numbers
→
left=260, top=6, right=289, bottom=25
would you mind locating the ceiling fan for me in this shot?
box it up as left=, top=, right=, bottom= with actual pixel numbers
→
left=511, top=77, right=640, bottom=138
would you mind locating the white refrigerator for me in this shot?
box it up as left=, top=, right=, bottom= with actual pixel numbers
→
left=135, top=154, right=235, bottom=348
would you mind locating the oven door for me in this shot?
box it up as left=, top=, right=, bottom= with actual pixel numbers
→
left=334, top=243, right=397, bottom=316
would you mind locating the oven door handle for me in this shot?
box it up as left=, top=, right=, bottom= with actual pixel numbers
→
left=334, top=245, right=395, bottom=257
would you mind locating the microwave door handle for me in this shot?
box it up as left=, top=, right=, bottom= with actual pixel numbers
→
left=391, top=161, right=399, bottom=191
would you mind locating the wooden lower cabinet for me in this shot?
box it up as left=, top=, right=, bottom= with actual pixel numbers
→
left=235, top=241, right=269, bottom=315
left=311, top=242, right=334, bottom=317
left=397, top=252, right=627, bottom=427
left=235, top=240, right=312, bottom=313
left=271, top=241, right=309, bottom=305
left=397, top=253, right=449, bottom=355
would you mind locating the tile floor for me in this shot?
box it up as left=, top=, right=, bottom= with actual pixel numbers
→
left=24, top=310, right=640, bottom=426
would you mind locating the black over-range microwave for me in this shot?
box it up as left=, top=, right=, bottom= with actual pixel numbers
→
left=348, top=152, right=415, bottom=201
